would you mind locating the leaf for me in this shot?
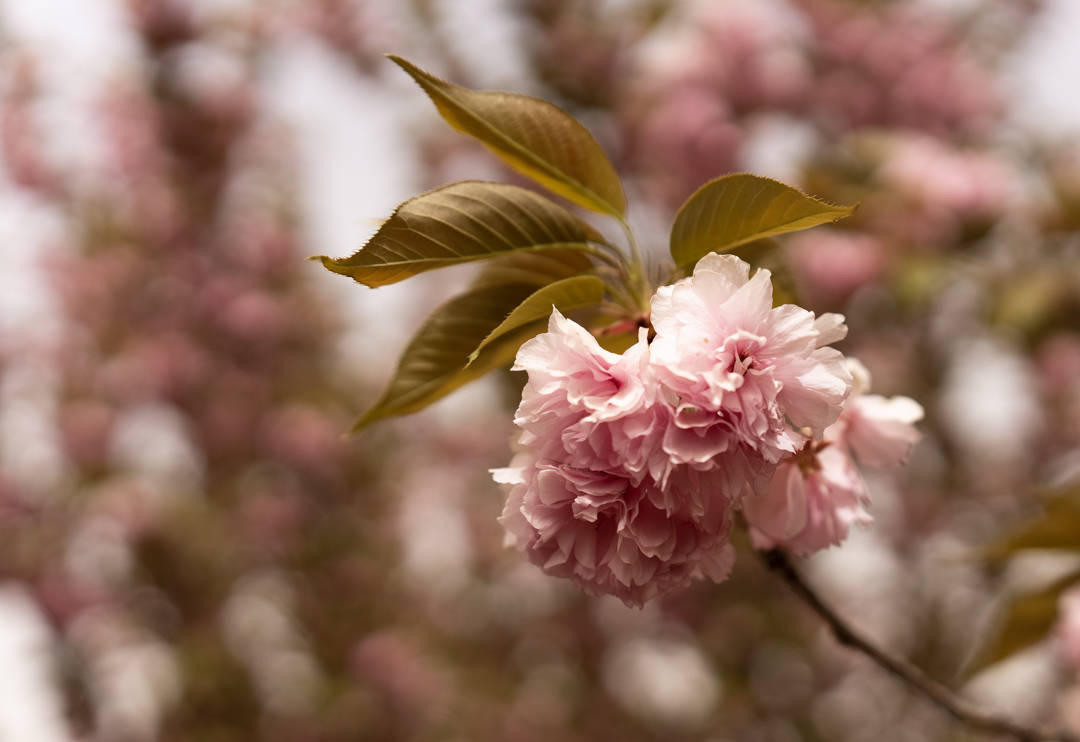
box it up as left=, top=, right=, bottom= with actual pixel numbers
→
left=472, top=247, right=596, bottom=288
left=388, top=55, right=627, bottom=217
left=985, top=487, right=1080, bottom=564
left=353, top=282, right=544, bottom=430
left=469, top=276, right=605, bottom=363
left=670, top=174, right=856, bottom=269
left=967, top=569, right=1080, bottom=676
left=317, top=181, right=605, bottom=288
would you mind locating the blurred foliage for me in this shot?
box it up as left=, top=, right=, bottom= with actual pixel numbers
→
left=972, top=483, right=1080, bottom=675
left=2, top=0, right=1080, bottom=740
left=969, top=568, right=1080, bottom=677
left=985, top=484, right=1080, bottom=564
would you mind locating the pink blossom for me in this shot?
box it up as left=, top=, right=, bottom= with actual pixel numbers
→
left=745, top=359, right=923, bottom=555
left=744, top=443, right=868, bottom=556
left=649, top=253, right=852, bottom=483
left=513, top=310, right=670, bottom=486
left=497, top=309, right=736, bottom=606
left=496, top=453, right=735, bottom=608
left=836, top=358, right=925, bottom=468
left=841, top=394, right=925, bottom=468
left=497, top=269, right=918, bottom=601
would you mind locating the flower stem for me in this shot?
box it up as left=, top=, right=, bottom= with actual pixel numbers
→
left=616, top=216, right=651, bottom=314
left=760, top=548, right=1076, bottom=742
left=583, top=243, right=629, bottom=271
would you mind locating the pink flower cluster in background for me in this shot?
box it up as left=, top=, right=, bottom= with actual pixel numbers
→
left=496, top=254, right=923, bottom=606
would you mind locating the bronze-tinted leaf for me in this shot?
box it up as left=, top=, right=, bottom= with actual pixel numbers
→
left=353, top=282, right=543, bottom=430
left=389, top=56, right=627, bottom=217
left=472, top=246, right=596, bottom=288
left=468, top=276, right=606, bottom=363
left=670, top=174, right=856, bottom=269
left=967, top=569, right=1080, bottom=676
left=318, top=181, right=604, bottom=288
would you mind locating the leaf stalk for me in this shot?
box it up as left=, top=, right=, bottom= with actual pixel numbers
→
left=617, top=216, right=652, bottom=314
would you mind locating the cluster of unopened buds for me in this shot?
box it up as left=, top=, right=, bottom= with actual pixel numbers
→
left=495, top=253, right=923, bottom=606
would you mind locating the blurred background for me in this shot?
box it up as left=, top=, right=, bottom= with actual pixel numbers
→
left=1, top=0, right=1080, bottom=740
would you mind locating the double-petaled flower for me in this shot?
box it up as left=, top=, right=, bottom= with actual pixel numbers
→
left=495, top=254, right=922, bottom=606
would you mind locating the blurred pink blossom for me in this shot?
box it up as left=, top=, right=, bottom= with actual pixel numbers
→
left=628, top=85, right=741, bottom=207
left=59, top=400, right=117, bottom=469
left=1060, top=586, right=1080, bottom=671
left=351, top=630, right=450, bottom=718
left=1036, top=333, right=1080, bottom=394
left=692, top=2, right=810, bottom=113
left=799, top=0, right=999, bottom=136
left=878, top=135, right=1015, bottom=225
left=98, top=83, right=168, bottom=186
left=261, top=404, right=345, bottom=475
left=221, top=290, right=291, bottom=347
left=786, top=229, right=887, bottom=309
left=0, top=55, right=62, bottom=196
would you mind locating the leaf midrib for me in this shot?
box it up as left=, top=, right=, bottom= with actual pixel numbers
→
left=334, top=241, right=597, bottom=269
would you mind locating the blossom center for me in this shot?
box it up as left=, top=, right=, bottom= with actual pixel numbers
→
left=793, top=441, right=829, bottom=475
left=717, top=330, right=766, bottom=376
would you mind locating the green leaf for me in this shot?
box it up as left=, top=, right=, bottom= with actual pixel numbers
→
left=985, top=487, right=1080, bottom=564
left=968, top=569, right=1080, bottom=676
left=388, top=55, right=627, bottom=218
left=317, top=181, right=605, bottom=288
left=670, top=174, right=856, bottom=269
left=353, top=282, right=544, bottom=430
left=469, top=276, right=606, bottom=363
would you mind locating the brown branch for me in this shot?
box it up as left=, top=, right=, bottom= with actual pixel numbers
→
left=761, top=548, right=1076, bottom=742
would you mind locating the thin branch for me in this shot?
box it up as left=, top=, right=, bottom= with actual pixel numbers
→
left=760, top=548, right=1076, bottom=742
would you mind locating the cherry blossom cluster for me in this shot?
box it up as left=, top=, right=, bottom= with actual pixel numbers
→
left=495, top=254, right=923, bottom=606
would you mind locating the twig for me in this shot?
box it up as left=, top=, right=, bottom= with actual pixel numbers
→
left=760, top=548, right=1076, bottom=742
